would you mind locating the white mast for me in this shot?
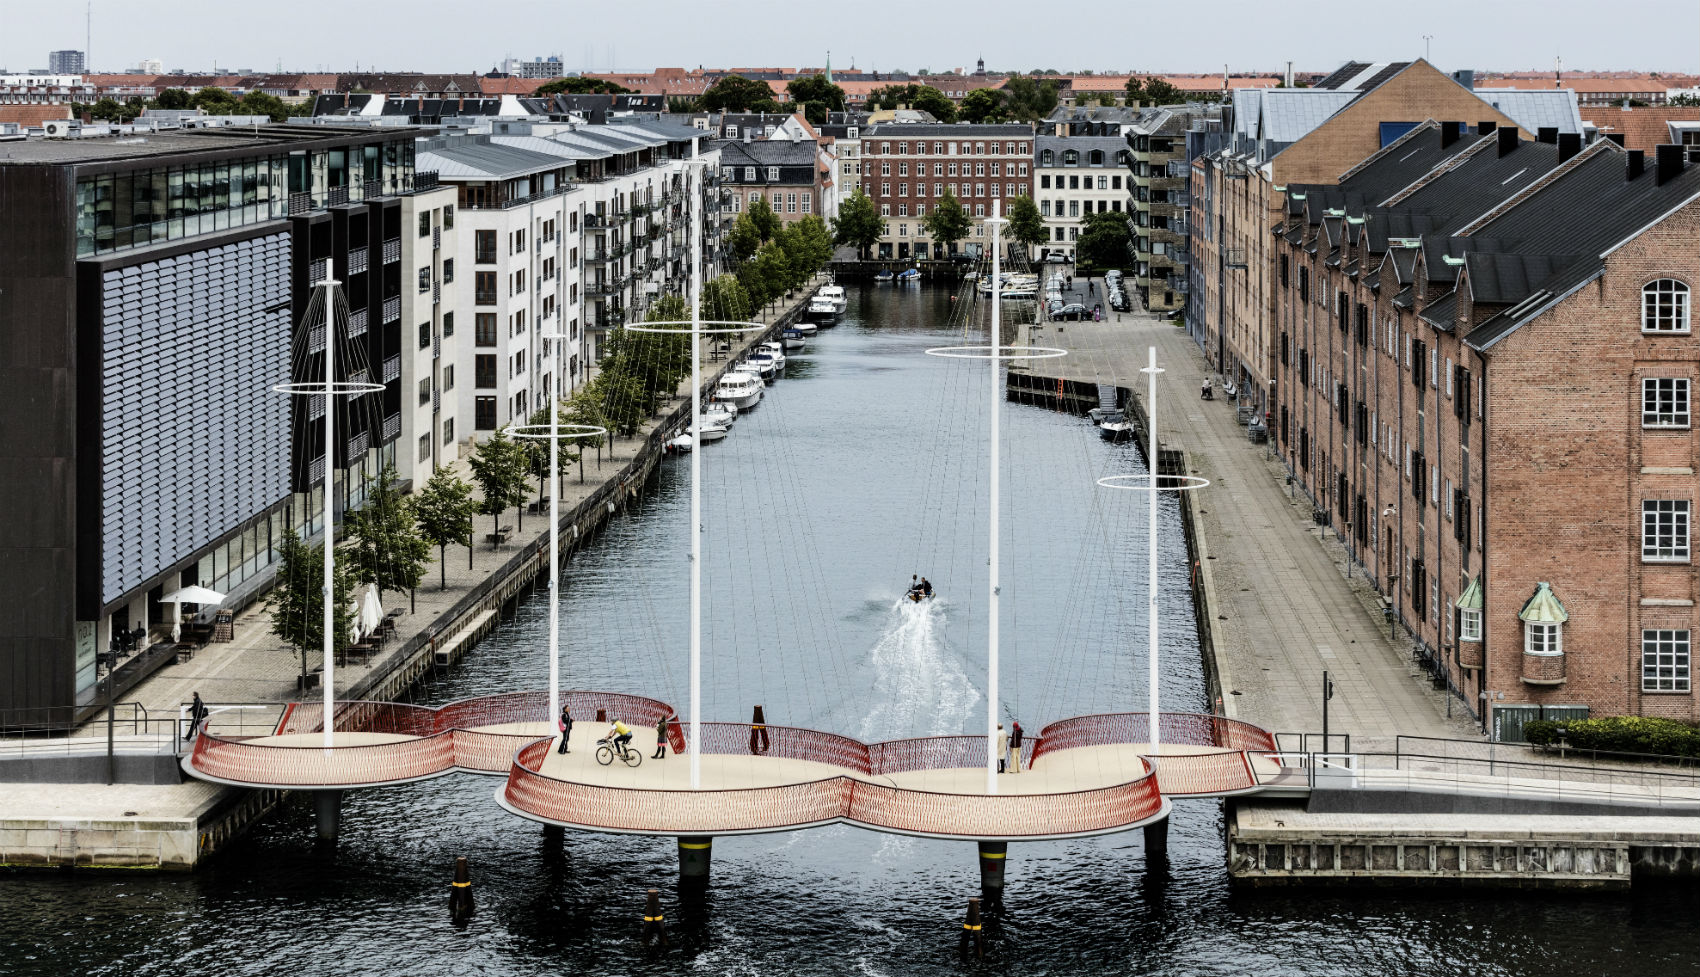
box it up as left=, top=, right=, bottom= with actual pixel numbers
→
left=1143, top=347, right=1162, bottom=752
left=547, top=306, right=562, bottom=727
left=320, top=261, right=337, bottom=749
left=986, top=200, right=1006, bottom=796
left=689, top=160, right=703, bottom=791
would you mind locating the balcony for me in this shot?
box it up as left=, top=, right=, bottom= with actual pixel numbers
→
left=382, top=355, right=401, bottom=383
left=348, top=247, right=369, bottom=275
left=416, top=171, right=439, bottom=192
left=433, top=226, right=441, bottom=251
left=475, top=247, right=497, bottom=264
left=585, top=213, right=611, bottom=229
left=1459, top=641, right=1483, bottom=670
left=475, top=289, right=498, bottom=306
left=382, top=296, right=401, bottom=324
left=348, top=307, right=368, bottom=338
left=461, top=183, right=574, bottom=211
left=586, top=280, right=620, bottom=299
left=327, top=185, right=350, bottom=208
left=382, top=413, right=401, bottom=441
left=382, top=238, right=401, bottom=265
left=1225, top=248, right=1247, bottom=269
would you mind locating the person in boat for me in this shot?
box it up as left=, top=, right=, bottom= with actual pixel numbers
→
left=907, top=575, right=923, bottom=600
left=920, top=577, right=933, bottom=599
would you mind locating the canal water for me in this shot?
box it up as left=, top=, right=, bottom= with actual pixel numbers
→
left=9, top=285, right=1700, bottom=976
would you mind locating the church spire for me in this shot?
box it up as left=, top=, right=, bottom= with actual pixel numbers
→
left=825, top=50, right=832, bottom=84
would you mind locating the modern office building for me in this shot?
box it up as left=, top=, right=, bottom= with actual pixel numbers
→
left=47, top=50, right=85, bottom=75
left=0, top=123, right=432, bottom=727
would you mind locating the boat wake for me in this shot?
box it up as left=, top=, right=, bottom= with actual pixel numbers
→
left=858, top=598, right=979, bottom=741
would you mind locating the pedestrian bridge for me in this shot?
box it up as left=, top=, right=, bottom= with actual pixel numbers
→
left=185, top=692, right=1286, bottom=841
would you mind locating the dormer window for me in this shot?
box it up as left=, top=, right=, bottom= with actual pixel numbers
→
left=1040, top=149, right=1054, bottom=167
left=1063, top=150, right=1079, bottom=167
left=1643, top=278, right=1691, bottom=333
left=1088, top=150, right=1104, bottom=166
left=727, top=126, right=738, bottom=139
left=767, top=167, right=779, bottom=182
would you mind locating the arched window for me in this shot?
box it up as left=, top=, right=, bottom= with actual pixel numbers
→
left=1088, top=150, right=1104, bottom=166
left=1039, top=149, right=1054, bottom=167
left=1643, top=279, right=1690, bottom=333
left=1062, top=150, right=1079, bottom=167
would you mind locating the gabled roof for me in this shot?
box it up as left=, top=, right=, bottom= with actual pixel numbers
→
left=1257, top=90, right=1358, bottom=144
left=1463, top=251, right=1588, bottom=304
left=1470, top=89, right=1585, bottom=136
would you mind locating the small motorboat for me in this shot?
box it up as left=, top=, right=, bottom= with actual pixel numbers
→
left=1098, top=413, right=1136, bottom=442
left=703, top=401, right=737, bottom=428
left=873, top=270, right=895, bottom=284
left=905, top=576, right=936, bottom=602
left=792, top=319, right=819, bottom=336
left=741, top=355, right=777, bottom=382
left=758, top=342, right=787, bottom=371
left=896, top=267, right=921, bottom=283
left=817, top=284, right=847, bottom=312
left=693, top=421, right=729, bottom=443
left=781, top=328, right=806, bottom=351
left=714, top=371, right=764, bottom=410
left=667, top=434, right=693, bottom=453
left=807, top=297, right=838, bottom=321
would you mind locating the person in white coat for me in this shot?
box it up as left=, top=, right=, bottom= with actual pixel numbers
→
left=996, top=724, right=1010, bottom=774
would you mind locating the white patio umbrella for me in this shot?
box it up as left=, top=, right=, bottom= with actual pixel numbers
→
left=160, top=585, right=225, bottom=644
left=360, top=583, right=384, bottom=640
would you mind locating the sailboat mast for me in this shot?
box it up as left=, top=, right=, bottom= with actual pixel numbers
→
left=320, top=261, right=337, bottom=749
left=987, top=200, right=1003, bottom=796
left=689, top=160, right=703, bottom=791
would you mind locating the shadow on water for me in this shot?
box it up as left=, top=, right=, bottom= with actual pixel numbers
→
left=7, top=285, right=1700, bottom=975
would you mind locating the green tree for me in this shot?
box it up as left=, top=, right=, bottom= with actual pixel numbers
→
left=1077, top=210, right=1132, bottom=271
left=786, top=73, right=846, bottom=115
left=1003, top=74, right=1059, bottom=121
left=1126, top=76, right=1184, bottom=106
left=921, top=189, right=973, bottom=254
left=831, top=188, right=885, bottom=258
left=1006, top=194, right=1046, bottom=255
left=267, top=528, right=358, bottom=683
left=910, top=86, right=959, bottom=123
left=520, top=403, right=584, bottom=502
left=1670, top=93, right=1700, bottom=106
left=344, top=465, right=431, bottom=604
left=667, top=95, right=703, bottom=113
left=561, top=387, right=607, bottom=480
left=702, top=74, right=776, bottom=113
left=701, top=273, right=752, bottom=323
left=726, top=212, right=763, bottom=264
left=534, top=77, right=633, bottom=96
left=413, top=466, right=478, bottom=584
left=155, top=88, right=191, bottom=110
left=88, top=97, right=124, bottom=121
left=747, top=195, right=781, bottom=244
left=589, top=364, right=650, bottom=438
left=960, top=88, right=1007, bottom=123
left=239, top=90, right=293, bottom=122
left=467, top=428, right=531, bottom=545
left=1091, top=91, right=1121, bottom=107
left=190, top=86, right=238, bottom=113
left=793, top=214, right=836, bottom=269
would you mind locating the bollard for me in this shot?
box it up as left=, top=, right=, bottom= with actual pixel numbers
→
left=449, top=855, right=473, bottom=922
left=678, top=836, right=713, bottom=884
left=959, top=896, right=985, bottom=961
left=641, top=888, right=667, bottom=947
left=313, top=790, right=343, bottom=842
left=749, top=705, right=770, bottom=755
left=976, top=841, right=1007, bottom=914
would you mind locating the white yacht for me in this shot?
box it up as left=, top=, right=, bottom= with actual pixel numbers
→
left=693, top=420, right=729, bottom=443
left=817, top=284, right=847, bottom=313
left=703, top=401, right=737, bottom=428
left=781, top=328, right=807, bottom=351
left=792, top=318, right=819, bottom=336
left=714, top=371, right=765, bottom=410
left=806, top=297, right=838, bottom=322
left=758, top=341, right=788, bottom=370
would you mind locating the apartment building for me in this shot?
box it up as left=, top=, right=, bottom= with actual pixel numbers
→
left=0, top=123, right=431, bottom=725
left=716, top=137, right=830, bottom=227
left=1272, top=122, right=1700, bottom=729
left=1033, top=133, right=1129, bottom=261
left=859, top=122, right=1034, bottom=259
left=1126, top=107, right=1211, bottom=312
left=1189, top=58, right=1578, bottom=422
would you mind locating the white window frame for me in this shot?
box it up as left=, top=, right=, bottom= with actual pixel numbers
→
left=1459, top=607, right=1483, bottom=642
left=1642, top=279, right=1691, bottom=334
left=1643, top=376, right=1691, bottom=429
left=1642, top=628, right=1692, bottom=692
left=1525, top=621, right=1562, bottom=656
left=766, top=167, right=779, bottom=182
left=1642, top=499, right=1691, bottom=562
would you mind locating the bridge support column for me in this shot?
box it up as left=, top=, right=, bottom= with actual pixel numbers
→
left=976, top=841, right=1008, bottom=912
left=678, top=836, right=713, bottom=885
left=314, top=790, right=344, bottom=842
left=1143, top=818, right=1169, bottom=861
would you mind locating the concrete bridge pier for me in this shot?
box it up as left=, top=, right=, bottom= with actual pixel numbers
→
left=678, top=836, right=713, bottom=887
left=1143, top=817, right=1170, bottom=863
left=314, top=790, right=344, bottom=842
left=976, top=841, right=1008, bottom=912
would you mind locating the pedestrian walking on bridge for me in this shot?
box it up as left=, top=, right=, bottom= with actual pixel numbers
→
left=557, top=704, right=573, bottom=755
left=653, top=715, right=671, bottom=759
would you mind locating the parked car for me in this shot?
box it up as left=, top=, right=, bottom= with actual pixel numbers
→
left=1051, top=303, right=1090, bottom=321
left=1046, top=298, right=1066, bottom=315
left=1108, top=292, right=1130, bottom=312
left=949, top=252, right=977, bottom=265
left=1047, top=252, right=1072, bottom=263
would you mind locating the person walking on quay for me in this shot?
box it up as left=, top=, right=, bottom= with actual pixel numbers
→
left=653, top=715, right=671, bottom=760
left=996, top=723, right=1009, bottom=773
left=185, top=691, right=207, bottom=741
left=1009, top=720, right=1024, bottom=774
left=557, top=704, right=573, bottom=755
left=1088, top=279, right=1095, bottom=296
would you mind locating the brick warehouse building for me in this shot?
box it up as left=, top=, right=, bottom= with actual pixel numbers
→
left=858, top=123, right=1033, bottom=259
left=1272, top=121, right=1700, bottom=732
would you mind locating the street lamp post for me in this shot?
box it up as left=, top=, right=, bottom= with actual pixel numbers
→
left=1382, top=505, right=1398, bottom=642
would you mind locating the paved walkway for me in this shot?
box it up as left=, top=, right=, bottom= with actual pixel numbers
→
left=1026, top=277, right=1478, bottom=750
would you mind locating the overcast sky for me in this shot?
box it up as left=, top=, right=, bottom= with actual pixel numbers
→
left=5, top=0, right=1696, bottom=76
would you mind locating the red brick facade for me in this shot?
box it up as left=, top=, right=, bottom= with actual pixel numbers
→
left=859, top=123, right=1033, bottom=258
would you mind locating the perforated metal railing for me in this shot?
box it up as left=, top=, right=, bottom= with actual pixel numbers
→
left=1028, top=712, right=1278, bottom=796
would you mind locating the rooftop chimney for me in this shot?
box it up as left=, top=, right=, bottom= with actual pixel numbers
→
left=1476, top=120, right=1496, bottom=135
left=1452, top=69, right=1476, bottom=91
left=1440, top=120, right=1460, bottom=148
left=1557, top=132, right=1581, bottom=163
left=1537, top=126, right=1558, bottom=144
left=1627, top=149, right=1645, bottom=181
left=1604, top=133, right=1626, bottom=147
left=1655, top=143, right=1685, bottom=185
left=1284, top=61, right=1293, bottom=88
left=1497, top=126, right=1519, bottom=157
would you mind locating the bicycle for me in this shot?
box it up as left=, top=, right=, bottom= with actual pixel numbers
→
left=596, top=736, right=643, bottom=768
